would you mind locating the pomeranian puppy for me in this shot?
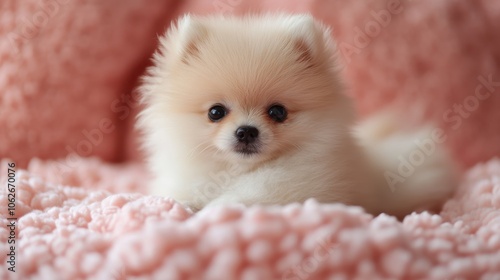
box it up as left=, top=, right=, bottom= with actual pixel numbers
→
left=138, top=14, right=457, bottom=217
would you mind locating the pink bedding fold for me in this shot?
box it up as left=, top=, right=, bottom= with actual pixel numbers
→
left=1, top=157, right=499, bottom=279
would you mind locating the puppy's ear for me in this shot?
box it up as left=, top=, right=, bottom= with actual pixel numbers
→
left=285, top=14, right=331, bottom=68
left=172, top=15, right=209, bottom=65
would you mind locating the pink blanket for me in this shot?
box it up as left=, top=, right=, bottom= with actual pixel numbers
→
left=1, top=0, right=500, bottom=279
left=1, top=158, right=500, bottom=279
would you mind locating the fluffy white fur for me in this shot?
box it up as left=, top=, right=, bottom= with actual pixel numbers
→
left=138, top=14, right=457, bottom=217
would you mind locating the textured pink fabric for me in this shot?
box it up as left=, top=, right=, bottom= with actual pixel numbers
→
left=0, top=0, right=176, bottom=166
left=1, top=158, right=500, bottom=279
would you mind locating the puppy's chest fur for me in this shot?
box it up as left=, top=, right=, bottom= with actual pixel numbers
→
left=165, top=141, right=379, bottom=212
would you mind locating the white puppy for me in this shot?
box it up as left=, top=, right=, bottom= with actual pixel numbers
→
left=138, top=14, right=457, bottom=217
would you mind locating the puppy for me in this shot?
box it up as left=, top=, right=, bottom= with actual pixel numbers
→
left=138, top=14, right=457, bottom=217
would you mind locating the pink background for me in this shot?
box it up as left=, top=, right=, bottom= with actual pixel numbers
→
left=1, top=0, right=499, bottom=168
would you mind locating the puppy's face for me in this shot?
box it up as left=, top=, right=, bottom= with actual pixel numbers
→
left=143, top=15, right=351, bottom=165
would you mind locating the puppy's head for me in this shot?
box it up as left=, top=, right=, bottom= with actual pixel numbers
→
left=141, top=14, right=353, bottom=165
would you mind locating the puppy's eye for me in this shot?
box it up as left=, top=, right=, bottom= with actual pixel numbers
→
left=268, top=104, right=287, bottom=123
left=208, top=105, right=227, bottom=122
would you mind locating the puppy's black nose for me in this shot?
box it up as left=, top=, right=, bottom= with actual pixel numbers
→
left=235, top=126, right=259, bottom=143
